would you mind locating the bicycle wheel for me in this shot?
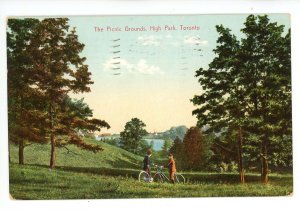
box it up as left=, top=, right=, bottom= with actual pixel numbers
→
left=175, top=173, right=185, bottom=184
left=153, top=173, right=164, bottom=183
left=138, top=171, right=150, bottom=182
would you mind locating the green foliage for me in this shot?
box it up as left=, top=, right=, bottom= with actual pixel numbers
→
left=10, top=164, right=292, bottom=199
left=149, top=140, right=155, bottom=150
left=169, top=137, right=185, bottom=169
left=183, top=127, right=205, bottom=170
left=7, top=18, right=110, bottom=167
left=9, top=138, right=292, bottom=198
left=159, top=126, right=188, bottom=140
left=201, top=133, right=215, bottom=169
left=147, top=126, right=187, bottom=140
left=10, top=138, right=143, bottom=169
left=137, top=139, right=152, bottom=156
left=168, top=128, right=214, bottom=171
left=56, top=96, right=110, bottom=152
left=161, top=139, right=173, bottom=157
left=7, top=19, right=48, bottom=164
left=191, top=15, right=292, bottom=181
left=120, top=118, right=148, bottom=154
left=101, top=138, right=119, bottom=147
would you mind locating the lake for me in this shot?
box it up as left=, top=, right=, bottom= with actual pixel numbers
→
left=144, top=139, right=165, bottom=151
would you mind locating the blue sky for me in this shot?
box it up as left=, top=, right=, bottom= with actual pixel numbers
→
left=67, top=14, right=290, bottom=134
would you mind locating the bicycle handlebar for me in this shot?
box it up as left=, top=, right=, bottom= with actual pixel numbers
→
left=154, top=165, right=164, bottom=170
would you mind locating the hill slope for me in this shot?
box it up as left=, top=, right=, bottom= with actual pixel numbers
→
left=10, top=163, right=293, bottom=199
left=10, top=138, right=143, bottom=169
left=9, top=138, right=293, bottom=199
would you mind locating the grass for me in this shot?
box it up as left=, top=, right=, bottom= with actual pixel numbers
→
left=9, top=138, right=143, bottom=169
left=10, top=163, right=293, bottom=199
left=9, top=138, right=293, bottom=199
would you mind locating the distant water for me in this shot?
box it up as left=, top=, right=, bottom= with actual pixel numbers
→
left=144, top=139, right=165, bottom=151
left=96, top=136, right=116, bottom=140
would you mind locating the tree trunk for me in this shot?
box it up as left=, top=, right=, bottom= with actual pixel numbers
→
left=18, top=94, right=25, bottom=165
left=261, top=139, right=269, bottom=183
left=237, top=126, right=245, bottom=184
left=18, top=140, right=24, bottom=165
left=49, top=105, right=56, bottom=169
left=261, top=107, right=269, bottom=184
left=50, top=133, right=56, bottom=169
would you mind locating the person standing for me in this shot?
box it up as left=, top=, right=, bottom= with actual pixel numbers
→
left=143, top=149, right=152, bottom=181
left=167, top=153, right=176, bottom=184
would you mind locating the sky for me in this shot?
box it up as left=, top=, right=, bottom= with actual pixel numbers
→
left=67, top=14, right=290, bottom=134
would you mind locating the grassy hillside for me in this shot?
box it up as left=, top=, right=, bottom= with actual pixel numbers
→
left=9, top=138, right=143, bottom=169
left=10, top=163, right=292, bottom=199
left=9, top=138, right=293, bottom=199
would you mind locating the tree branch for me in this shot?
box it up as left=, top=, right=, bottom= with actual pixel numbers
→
left=214, top=142, right=236, bottom=154
left=60, top=145, right=80, bottom=155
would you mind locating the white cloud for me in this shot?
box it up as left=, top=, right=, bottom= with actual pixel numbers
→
left=103, top=58, right=134, bottom=72
left=137, top=35, right=161, bottom=46
left=183, top=35, right=208, bottom=45
left=103, top=57, right=163, bottom=75
left=136, top=59, right=162, bottom=75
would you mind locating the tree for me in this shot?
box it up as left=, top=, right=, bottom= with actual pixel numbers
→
left=191, top=23, right=247, bottom=182
left=139, top=139, right=152, bottom=156
left=27, top=18, right=99, bottom=169
left=200, top=133, right=215, bottom=170
left=158, top=126, right=188, bottom=140
left=55, top=96, right=110, bottom=153
left=239, top=16, right=291, bottom=182
left=192, top=15, right=291, bottom=183
left=183, top=127, right=205, bottom=170
left=120, top=118, right=148, bottom=154
left=7, top=18, right=110, bottom=168
left=169, top=136, right=184, bottom=169
left=149, top=140, right=155, bottom=151
left=7, top=18, right=48, bottom=164
left=161, top=139, right=173, bottom=157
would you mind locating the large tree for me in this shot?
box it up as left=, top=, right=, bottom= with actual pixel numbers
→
left=191, top=24, right=247, bottom=182
left=183, top=127, right=205, bottom=170
left=192, top=15, right=291, bottom=183
left=29, top=18, right=98, bottom=169
left=7, top=18, right=110, bottom=168
left=120, top=118, right=148, bottom=154
left=7, top=19, right=48, bottom=164
left=239, top=16, right=291, bottom=182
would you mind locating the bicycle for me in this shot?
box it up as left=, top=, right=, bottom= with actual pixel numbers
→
left=153, top=165, right=185, bottom=184
left=138, top=170, right=153, bottom=182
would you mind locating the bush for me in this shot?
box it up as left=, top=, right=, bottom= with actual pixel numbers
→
left=228, top=161, right=238, bottom=172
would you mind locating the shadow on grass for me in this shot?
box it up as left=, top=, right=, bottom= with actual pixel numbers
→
left=183, top=172, right=293, bottom=184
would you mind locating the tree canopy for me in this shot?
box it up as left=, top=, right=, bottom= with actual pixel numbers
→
left=120, top=118, right=148, bottom=154
left=191, top=15, right=291, bottom=183
left=7, top=18, right=110, bottom=168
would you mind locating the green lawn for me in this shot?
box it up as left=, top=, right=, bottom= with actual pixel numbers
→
left=9, top=139, right=293, bottom=199
left=9, top=138, right=143, bottom=169
left=10, top=163, right=292, bottom=199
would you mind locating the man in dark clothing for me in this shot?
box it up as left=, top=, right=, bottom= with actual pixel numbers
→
left=143, top=149, right=152, bottom=181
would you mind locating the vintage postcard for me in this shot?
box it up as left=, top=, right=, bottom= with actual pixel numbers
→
left=7, top=14, right=292, bottom=199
